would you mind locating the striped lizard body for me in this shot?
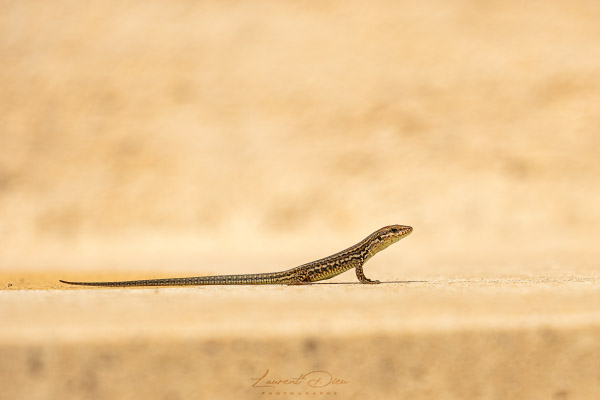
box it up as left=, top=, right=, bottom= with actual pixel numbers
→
left=60, top=225, right=412, bottom=287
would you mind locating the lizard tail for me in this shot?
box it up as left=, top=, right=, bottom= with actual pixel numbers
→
left=59, top=272, right=288, bottom=287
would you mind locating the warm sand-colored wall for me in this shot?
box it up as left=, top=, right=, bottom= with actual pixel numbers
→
left=1, top=0, right=599, bottom=273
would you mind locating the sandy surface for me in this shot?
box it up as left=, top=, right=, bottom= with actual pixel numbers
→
left=2, top=277, right=600, bottom=400
left=4, top=277, right=600, bottom=341
left=2, top=264, right=599, bottom=399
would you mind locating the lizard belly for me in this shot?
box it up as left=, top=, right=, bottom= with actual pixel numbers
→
left=308, top=261, right=360, bottom=282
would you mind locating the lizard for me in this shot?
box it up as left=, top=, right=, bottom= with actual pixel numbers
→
left=59, top=224, right=412, bottom=287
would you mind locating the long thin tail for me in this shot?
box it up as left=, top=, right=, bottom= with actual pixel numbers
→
left=59, top=272, right=283, bottom=287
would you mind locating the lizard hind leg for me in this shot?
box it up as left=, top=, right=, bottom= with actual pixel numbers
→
left=286, top=268, right=312, bottom=285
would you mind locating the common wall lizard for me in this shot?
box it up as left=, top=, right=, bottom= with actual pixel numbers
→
left=60, top=225, right=412, bottom=287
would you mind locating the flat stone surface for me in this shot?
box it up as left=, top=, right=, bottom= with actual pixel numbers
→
left=2, top=273, right=600, bottom=399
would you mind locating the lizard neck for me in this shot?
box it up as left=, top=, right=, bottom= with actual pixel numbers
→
left=363, top=235, right=401, bottom=262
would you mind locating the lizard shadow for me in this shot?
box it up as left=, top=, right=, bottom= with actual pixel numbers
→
left=310, top=280, right=426, bottom=285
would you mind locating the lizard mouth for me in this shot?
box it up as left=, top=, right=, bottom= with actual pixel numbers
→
left=394, top=225, right=413, bottom=238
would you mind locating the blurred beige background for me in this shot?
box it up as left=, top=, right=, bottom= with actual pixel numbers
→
left=1, top=0, right=599, bottom=277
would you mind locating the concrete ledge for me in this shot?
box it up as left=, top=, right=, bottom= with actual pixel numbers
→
left=2, top=277, right=600, bottom=399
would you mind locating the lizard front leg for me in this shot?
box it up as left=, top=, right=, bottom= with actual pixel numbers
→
left=355, top=263, right=380, bottom=284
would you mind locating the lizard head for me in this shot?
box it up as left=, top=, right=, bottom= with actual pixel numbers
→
left=378, top=224, right=413, bottom=242
left=366, top=225, right=413, bottom=256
